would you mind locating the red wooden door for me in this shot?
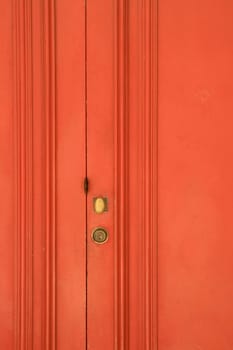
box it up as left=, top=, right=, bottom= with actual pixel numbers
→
left=1, top=0, right=233, bottom=349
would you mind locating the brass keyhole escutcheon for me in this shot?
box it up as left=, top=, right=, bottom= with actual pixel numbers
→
left=92, top=227, right=108, bottom=244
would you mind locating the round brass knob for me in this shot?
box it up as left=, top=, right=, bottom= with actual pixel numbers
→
left=92, top=227, right=108, bottom=244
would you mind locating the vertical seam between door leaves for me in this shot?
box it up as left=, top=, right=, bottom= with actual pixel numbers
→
left=85, top=0, right=88, bottom=349
left=156, top=0, right=159, bottom=349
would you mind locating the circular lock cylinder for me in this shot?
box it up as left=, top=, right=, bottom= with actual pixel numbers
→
left=92, top=227, right=108, bottom=244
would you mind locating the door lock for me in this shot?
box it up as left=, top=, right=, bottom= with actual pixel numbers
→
left=92, top=227, right=108, bottom=244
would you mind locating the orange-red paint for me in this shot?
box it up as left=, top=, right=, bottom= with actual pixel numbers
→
left=1, top=0, right=233, bottom=349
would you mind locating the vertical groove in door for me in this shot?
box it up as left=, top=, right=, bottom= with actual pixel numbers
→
left=115, top=1, right=130, bottom=348
left=14, top=0, right=34, bottom=347
left=156, top=0, right=159, bottom=350
left=84, top=1, right=88, bottom=349
left=41, top=0, right=57, bottom=348
left=156, top=2, right=159, bottom=349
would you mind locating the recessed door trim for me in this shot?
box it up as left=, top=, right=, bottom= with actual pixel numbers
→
left=113, top=1, right=158, bottom=348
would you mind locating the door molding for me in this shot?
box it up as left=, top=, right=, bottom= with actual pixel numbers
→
left=14, top=1, right=57, bottom=349
left=14, top=0, right=33, bottom=348
left=115, top=1, right=157, bottom=348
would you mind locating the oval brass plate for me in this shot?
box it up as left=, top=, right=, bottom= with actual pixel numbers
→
left=92, top=227, right=108, bottom=244
left=93, top=197, right=108, bottom=214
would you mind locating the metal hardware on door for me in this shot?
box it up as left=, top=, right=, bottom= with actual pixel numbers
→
left=92, top=227, right=108, bottom=244
left=93, top=197, right=108, bottom=214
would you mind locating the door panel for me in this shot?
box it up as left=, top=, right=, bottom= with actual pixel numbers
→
left=86, top=1, right=115, bottom=348
left=158, top=0, right=233, bottom=348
